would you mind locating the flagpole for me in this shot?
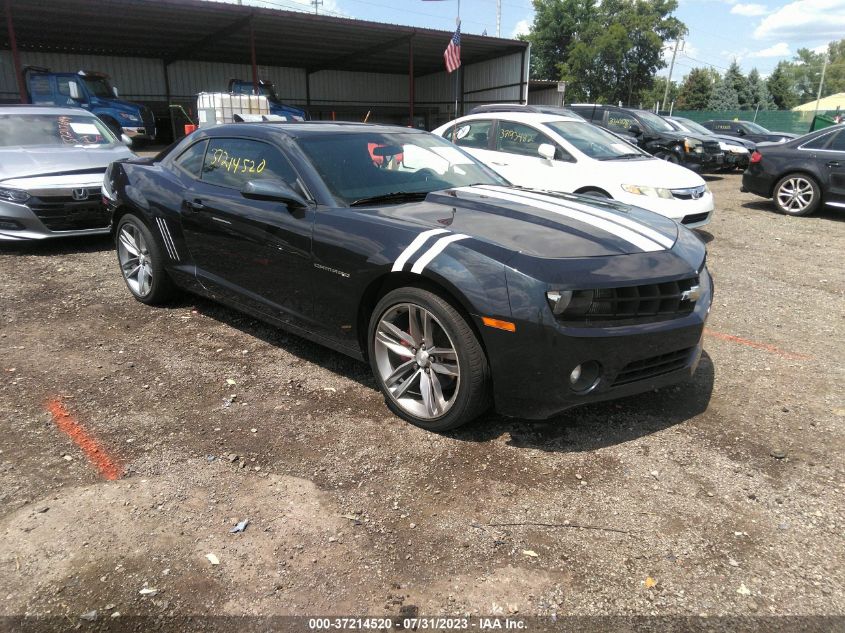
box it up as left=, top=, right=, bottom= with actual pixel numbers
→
left=454, top=0, right=460, bottom=118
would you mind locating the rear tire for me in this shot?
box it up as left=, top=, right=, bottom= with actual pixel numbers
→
left=115, top=214, right=177, bottom=305
left=772, top=173, right=820, bottom=216
left=368, top=287, right=490, bottom=431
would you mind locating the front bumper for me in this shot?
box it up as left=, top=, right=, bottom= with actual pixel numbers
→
left=615, top=191, right=714, bottom=228
left=681, top=151, right=725, bottom=174
left=0, top=193, right=110, bottom=242
left=122, top=126, right=155, bottom=140
left=486, top=266, right=713, bottom=420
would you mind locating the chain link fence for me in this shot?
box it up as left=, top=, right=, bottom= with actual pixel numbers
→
left=670, top=110, right=836, bottom=135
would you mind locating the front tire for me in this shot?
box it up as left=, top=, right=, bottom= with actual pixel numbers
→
left=773, top=173, right=820, bottom=216
left=368, top=287, right=490, bottom=431
left=115, top=214, right=176, bottom=305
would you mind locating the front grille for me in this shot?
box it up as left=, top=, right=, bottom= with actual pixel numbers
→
left=612, top=347, right=694, bottom=386
left=671, top=185, right=707, bottom=200
left=703, top=140, right=721, bottom=154
left=681, top=212, right=710, bottom=225
left=28, top=190, right=109, bottom=231
left=557, top=277, right=699, bottom=327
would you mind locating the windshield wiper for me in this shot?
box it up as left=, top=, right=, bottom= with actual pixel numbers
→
left=604, top=153, right=646, bottom=160
left=350, top=191, right=428, bottom=206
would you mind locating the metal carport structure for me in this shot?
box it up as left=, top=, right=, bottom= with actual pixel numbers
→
left=1, top=0, right=529, bottom=137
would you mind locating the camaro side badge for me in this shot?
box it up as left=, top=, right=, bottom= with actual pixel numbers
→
left=681, top=285, right=701, bottom=302
left=392, top=229, right=469, bottom=274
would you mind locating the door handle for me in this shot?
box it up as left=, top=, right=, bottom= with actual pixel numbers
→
left=183, top=198, right=205, bottom=212
left=827, top=161, right=841, bottom=168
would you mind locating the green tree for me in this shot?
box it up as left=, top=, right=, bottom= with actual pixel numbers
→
left=724, top=60, right=752, bottom=109
left=525, top=0, right=686, bottom=104
left=768, top=61, right=798, bottom=109
left=820, top=39, right=845, bottom=95
left=639, top=76, right=679, bottom=110
left=747, top=68, right=775, bottom=110
left=676, top=68, right=713, bottom=110
left=707, top=76, right=740, bottom=110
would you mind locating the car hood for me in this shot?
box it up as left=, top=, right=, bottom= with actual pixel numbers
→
left=0, top=146, right=133, bottom=183
left=365, top=185, right=679, bottom=259
left=591, top=157, right=706, bottom=189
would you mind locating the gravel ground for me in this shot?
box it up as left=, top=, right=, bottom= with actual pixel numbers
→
left=0, top=173, right=843, bottom=628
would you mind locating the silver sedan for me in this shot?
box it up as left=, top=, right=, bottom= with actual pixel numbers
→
left=0, top=105, right=134, bottom=241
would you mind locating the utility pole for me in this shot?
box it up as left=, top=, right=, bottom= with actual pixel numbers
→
left=812, top=56, right=829, bottom=120
left=662, top=39, right=683, bottom=113
left=311, top=0, right=323, bottom=13
left=496, top=0, right=501, bottom=37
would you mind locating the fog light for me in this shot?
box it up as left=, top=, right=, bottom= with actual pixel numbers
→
left=569, top=361, right=601, bottom=393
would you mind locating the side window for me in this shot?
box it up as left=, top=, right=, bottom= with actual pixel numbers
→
left=713, top=123, right=731, bottom=131
left=496, top=121, right=554, bottom=157
left=202, top=138, right=300, bottom=190
left=606, top=111, right=636, bottom=133
left=447, top=120, right=493, bottom=149
left=825, top=130, right=845, bottom=152
left=173, top=140, right=208, bottom=178
left=29, top=75, right=53, bottom=102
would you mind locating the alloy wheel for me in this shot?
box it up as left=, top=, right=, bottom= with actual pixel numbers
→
left=373, top=303, right=461, bottom=420
left=776, top=177, right=814, bottom=213
left=117, top=222, right=153, bottom=297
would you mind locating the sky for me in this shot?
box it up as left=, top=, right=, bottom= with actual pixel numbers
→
left=234, top=0, right=845, bottom=78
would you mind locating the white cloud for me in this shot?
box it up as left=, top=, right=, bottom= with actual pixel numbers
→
left=811, top=43, right=829, bottom=53
left=748, top=42, right=791, bottom=56
left=511, top=19, right=531, bottom=38
left=730, top=3, right=769, bottom=15
left=754, top=0, right=845, bottom=40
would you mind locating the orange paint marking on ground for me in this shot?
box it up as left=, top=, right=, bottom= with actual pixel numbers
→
left=46, top=398, right=122, bottom=480
left=704, top=329, right=813, bottom=361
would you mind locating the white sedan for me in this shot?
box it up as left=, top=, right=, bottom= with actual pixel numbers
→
left=432, top=111, right=715, bottom=228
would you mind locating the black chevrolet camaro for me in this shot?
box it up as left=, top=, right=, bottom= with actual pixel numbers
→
left=103, top=122, right=713, bottom=431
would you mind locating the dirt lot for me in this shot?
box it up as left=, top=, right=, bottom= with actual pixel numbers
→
left=0, top=173, right=843, bottom=628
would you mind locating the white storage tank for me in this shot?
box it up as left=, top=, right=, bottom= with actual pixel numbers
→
left=196, top=92, right=270, bottom=126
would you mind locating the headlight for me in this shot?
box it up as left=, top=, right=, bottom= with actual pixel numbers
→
left=621, top=184, right=674, bottom=199
left=546, top=290, right=573, bottom=315
left=683, top=138, right=702, bottom=153
left=719, top=141, right=749, bottom=154
left=118, top=112, right=140, bottom=122
left=0, top=187, right=30, bottom=203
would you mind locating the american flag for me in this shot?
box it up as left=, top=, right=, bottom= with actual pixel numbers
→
left=444, top=23, right=461, bottom=73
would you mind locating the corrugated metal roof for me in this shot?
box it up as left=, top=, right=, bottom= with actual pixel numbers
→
left=1, top=0, right=527, bottom=76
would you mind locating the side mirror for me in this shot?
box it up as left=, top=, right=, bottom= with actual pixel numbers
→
left=113, top=86, right=119, bottom=98
left=628, top=124, right=643, bottom=136
left=736, top=128, right=746, bottom=136
left=68, top=81, right=81, bottom=100
left=537, top=143, right=556, bottom=161
left=241, top=180, right=308, bottom=208
left=120, top=133, right=133, bottom=147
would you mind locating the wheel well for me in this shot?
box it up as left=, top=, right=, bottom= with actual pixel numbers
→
left=356, top=272, right=489, bottom=362
left=574, top=186, right=612, bottom=198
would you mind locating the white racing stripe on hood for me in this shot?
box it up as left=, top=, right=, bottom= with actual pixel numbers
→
left=410, top=234, right=470, bottom=274
left=392, top=228, right=449, bottom=272
left=482, top=186, right=675, bottom=250
left=457, top=186, right=665, bottom=253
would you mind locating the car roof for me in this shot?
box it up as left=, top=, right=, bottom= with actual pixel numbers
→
left=0, top=105, right=98, bottom=116
left=451, top=112, right=584, bottom=125
left=207, top=121, right=429, bottom=139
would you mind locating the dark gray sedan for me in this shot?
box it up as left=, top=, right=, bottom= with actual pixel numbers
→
left=0, top=105, right=134, bottom=241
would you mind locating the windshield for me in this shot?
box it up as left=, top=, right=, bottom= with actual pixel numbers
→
left=82, top=77, right=114, bottom=99
left=636, top=110, right=676, bottom=132
left=673, top=117, right=712, bottom=136
left=0, top=114, right=118, bottom=147
left=742, top=121, right=770, bottom=134
left=295, top=131, right=507, bottom=205
left=544, top=120, right=648, bottom=160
